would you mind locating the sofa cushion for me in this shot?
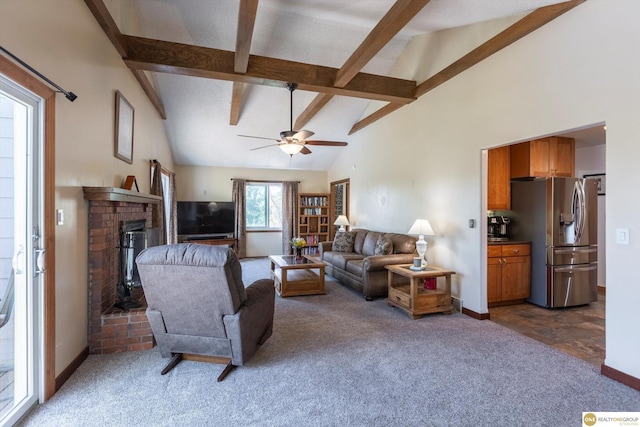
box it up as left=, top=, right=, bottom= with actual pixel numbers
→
left=324, top=252, right=364, bottom=270
left=362, top=231, right=384, bottom=257
left=345, top=258, right=364, bottom=277
left=332, top=231, right=356, bottom=252
left=384, top=233, right=417, bottom=254
left=353, top=229, right=369, bottom=255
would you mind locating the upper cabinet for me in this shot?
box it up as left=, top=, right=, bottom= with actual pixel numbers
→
left=487, top=146, right=511, bottom=210
left=510, top=137, right=575, bottom=179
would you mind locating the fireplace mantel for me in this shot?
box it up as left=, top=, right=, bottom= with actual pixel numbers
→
left=83, top=186, right=162, bottom=204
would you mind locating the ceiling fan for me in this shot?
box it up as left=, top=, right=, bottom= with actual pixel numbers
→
left=238, top=83, right=348, bottom=156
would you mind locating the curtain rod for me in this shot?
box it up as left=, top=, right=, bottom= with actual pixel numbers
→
left=0, top=45, right=77, bottom=102
left=230, top=178, right=300, bottom=183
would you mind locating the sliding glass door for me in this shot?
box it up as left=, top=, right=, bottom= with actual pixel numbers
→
left=0, top=75, right=44, bottom=426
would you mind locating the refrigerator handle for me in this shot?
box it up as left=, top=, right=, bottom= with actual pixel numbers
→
left=573, top=180, right=586, bottom=243
left=579, top=180, right=587, bottom=242
left=554, top=265, right=597, bottom=273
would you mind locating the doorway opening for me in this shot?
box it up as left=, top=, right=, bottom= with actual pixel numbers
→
left=483, top=123, right=607, bottom=367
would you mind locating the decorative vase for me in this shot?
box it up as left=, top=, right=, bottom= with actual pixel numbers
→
left=295, top=248, right=303, bottom=261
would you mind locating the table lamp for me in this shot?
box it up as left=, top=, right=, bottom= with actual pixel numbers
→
left=334, top=215, right=350, bottom=232
left=407, top=219, right=435, bottom=268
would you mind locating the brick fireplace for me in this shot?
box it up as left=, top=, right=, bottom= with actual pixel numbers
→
left=83, top=187, right=161, bottom=354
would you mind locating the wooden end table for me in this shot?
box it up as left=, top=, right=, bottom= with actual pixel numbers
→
left=269, top=254, right=326, bottom=297
left=385, top=264, right=456, bottom=319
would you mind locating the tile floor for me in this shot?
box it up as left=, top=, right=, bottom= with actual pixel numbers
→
left=489, top=292, right=605, bottom=367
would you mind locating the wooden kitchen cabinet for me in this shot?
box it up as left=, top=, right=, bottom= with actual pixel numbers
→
left=487, top=146, right=511, bottom=210
left=487, top=243, right=531, bottom=306
left=510, top=137, right=575, bottom=179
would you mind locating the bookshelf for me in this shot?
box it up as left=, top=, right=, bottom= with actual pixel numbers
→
left=297, top=193, right=330, bottom=255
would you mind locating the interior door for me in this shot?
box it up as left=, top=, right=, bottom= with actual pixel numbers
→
left=0, top=76, right=43, bottom=426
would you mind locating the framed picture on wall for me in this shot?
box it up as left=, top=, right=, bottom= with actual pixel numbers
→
left=114, top=90, right=135, bottom=164
left=584, top=173, right=605, bottom=196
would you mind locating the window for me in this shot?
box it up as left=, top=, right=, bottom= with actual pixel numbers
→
left=246, top=183, right=282, bottom=230
left=150, top=163, right=174, bottom=243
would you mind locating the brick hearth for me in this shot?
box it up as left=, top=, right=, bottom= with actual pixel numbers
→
left=83, top=187, right=161, bottom=354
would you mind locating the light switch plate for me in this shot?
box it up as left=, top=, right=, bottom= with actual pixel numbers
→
left=56, top=209, right=64, bottom=226
left=616, top=228, right=629, bottom=245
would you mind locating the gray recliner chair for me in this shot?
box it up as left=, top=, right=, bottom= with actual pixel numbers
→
left=136, top=243, right=275, bottom=381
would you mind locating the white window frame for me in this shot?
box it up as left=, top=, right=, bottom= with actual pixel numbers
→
left=245, top=182, right=282, bottom=231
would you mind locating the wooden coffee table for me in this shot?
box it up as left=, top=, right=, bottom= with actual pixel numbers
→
left=385, top=264, right=456, bottom=319
left=269, top=254, right=326, bottom=297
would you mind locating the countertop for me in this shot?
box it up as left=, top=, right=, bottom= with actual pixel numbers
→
left=487, top=240, right=530, bottom=245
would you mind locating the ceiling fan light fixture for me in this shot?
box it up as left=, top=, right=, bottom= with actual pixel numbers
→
left=279, top=142, right=303, bottom=155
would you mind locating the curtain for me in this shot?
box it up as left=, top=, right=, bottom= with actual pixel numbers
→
left=281, top=181, right=298, bottom=255
left=150, top=160, right=166, bottom=245
left=232, top=179, right=247, bottom=258
left=167, top=171, right=177, bottom=244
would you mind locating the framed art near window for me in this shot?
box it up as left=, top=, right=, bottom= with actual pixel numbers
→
left=114, top=90, right=134, bottom=164
left=584, top=173, right=605, bottom=195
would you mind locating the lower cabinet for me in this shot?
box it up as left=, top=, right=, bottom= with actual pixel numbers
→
left=488, top=243, right=531, bottom=306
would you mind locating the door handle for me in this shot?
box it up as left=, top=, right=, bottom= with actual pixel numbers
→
left=35, top=248, right=46, bottom=275
left=12, top=245, right=24, bottom=274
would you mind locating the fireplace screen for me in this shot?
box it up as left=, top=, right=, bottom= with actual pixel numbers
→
left=116, top=220, right=159, bottom=310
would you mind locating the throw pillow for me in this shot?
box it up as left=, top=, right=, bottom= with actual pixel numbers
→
left=374, top=236, right=393, bottom=255
left=332, top=231, right=355, bottom=252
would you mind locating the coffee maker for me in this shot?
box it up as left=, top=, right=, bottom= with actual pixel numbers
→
left=488, top=215, right=511, bottom=241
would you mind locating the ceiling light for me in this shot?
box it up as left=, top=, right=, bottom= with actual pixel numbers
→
left=279, top=142, right=303, bottom=155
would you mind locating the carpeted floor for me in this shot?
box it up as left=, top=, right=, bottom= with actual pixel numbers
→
left=17, top=258, right=639, bottom=426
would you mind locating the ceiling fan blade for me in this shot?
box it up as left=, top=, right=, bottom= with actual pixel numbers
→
left=304, top=140, right=348, bottom=146
left=293, top=130, right=314, bottom=140
left=238, top=134, right=280, bottom=142
left=250, top=143, right=282, bottom=151
left=300, top=146, right=312, bottom=155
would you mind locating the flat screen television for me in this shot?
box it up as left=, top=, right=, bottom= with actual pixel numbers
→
left=177, top=201, right=236, bottom=239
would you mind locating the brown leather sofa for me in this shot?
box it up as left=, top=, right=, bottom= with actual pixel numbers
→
left=319, top=229, right=417, bottom=300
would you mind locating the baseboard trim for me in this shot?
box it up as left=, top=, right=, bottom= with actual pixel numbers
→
left=55, top=346, right=89, bottom=392
left=597, top=285, right=606, bottom=295
left=601, top=363, right=640, bottom=391
left=462, top=307, right=490, bottom=320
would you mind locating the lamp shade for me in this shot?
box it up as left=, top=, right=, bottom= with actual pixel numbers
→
left=279, top=142, right=303, bottom=155
left=407, top=219, right=434, bottom=237
left=334, top=215, right=350, bottom=227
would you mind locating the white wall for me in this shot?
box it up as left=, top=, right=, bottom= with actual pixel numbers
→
left=576, top=143, right=606, bottom=286
left=330, top=0, right=640, bottom=380
left=0, top=0, right=174, bottom=375
left=176, top=165, right=327, bottom=256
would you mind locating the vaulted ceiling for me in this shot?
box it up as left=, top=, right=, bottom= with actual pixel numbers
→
left=88, top=0, right=584, bottom=171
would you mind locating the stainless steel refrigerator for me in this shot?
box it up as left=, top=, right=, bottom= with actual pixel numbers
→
left=511, top=177, right=598, bottom=308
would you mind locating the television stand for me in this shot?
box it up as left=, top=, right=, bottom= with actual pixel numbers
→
left=187, top=238, right=237, bottom=254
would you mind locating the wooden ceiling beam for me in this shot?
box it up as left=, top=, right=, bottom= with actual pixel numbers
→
left=84, top=0, right=166, bottom=119
left=349, top=0, right=586, bottom=134
left=230, top=82, right=244, bottom=126
left=234, top=0, right=259, bottom=73
left=294, top=93, right=333, bottom=131
left=295, top=0, right=430, bottom=129
left=123, top=35, right=417, bottom=104
left=230, top=0, right=259, bottom=125
left=335, top=0, right=431, bottom=88
left=415, top=0, right=586, bottom=97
